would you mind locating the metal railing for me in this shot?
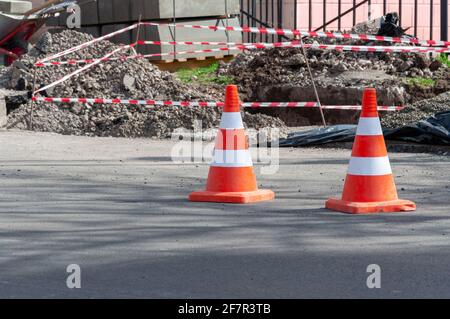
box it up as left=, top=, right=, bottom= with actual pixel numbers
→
left=240, top=0, right=449, bottom=42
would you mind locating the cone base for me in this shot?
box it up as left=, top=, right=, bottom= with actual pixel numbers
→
left=189, top=189, right=275, bottom=204
left=325, top=198, right=416, bottom=214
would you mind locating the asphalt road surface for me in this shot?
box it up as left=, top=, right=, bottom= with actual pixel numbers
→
left=1, top=130, right=449, bottom=298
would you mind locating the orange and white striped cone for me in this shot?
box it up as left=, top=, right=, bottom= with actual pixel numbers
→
left=325, top=88, right=416, bottom=214
left=189, top=85, right=275, bottom=204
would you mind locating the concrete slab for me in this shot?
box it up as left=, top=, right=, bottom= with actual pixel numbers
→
left=97, top=0, right=240, bottom=24
left=0, top=130, right=449, bottom=298
left=97, top=0, right=114, bottom=24
left=137, top=17, right=242, bottom=59
left=158, top=0, right=240, bottom=20
left=100, top=24, right=131, bottom=45
left=46, top=0, right=240, bottom=27
left=78, top=0, right=99, bottom=26
left=46, top=0, right=99, bottom=27
left=130, top=0, right=146, bottom=21
left=0, top=0, right=32, bottom=14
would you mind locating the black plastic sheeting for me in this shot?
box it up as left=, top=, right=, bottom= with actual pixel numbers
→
left=279, top=111, right=450, bottom=147
left=385, top=111, right=450, bottom=145
left=279, top=125, right=357, bottom=147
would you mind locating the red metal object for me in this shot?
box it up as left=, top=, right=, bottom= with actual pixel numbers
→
left=5, top=46, right=25, bottom=65
left=0, top=20, right=41, bottom=64
left=0, top=47, right=18, bottom=59
left=0, top=20, right=39, bottom=46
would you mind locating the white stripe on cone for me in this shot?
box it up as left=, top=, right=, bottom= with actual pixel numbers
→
left=212, top=150, right=253, bottom=167
left=347, top=156, right=392, bottom=176
left=219, top=112, right=244, bottom=129
left=356, top=117, right=383, bottom=136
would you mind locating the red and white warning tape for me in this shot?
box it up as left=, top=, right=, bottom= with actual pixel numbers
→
left=243, top=102, right=404, bottom=111
left=35, top=42, right=450, bottom=67
left=32, top=97, right=224, bottom=107
left=141, top=22, right=450, bottom=47
left=138, top=40, right=235, bottom=46
left=140, top=40, right=450, bottom=53
left=31, top=96, right=404, bottom=111
left=302, top=44, right=450, bottom=53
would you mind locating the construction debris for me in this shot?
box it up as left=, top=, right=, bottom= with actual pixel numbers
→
left=2, top=30, right=286, bottom=138
left=1, top=26, right=449, bottom=138
left=381, top=91, right=450, bottom=128
left=377, top=13, right=411, bottom=38
left=220, top=47, right=448, bottom=104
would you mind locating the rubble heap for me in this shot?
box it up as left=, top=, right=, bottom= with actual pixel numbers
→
left=2, top=30, right=285, bottom=138
left=220, top=47, right=448, bottom=102
left=381, top=91, right=450, bottom=128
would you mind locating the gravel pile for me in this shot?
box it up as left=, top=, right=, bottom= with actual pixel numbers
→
left=0, top=66, right=9, bottom=88
left=381, top=91, right=450, bottom=128
left=2, top=30, right=285, bottom=138
left=220, top=47, right=447, bottom=101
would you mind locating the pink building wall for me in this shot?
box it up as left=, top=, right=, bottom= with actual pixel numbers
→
left=282, top=0, right=449, bottom=41
left=248, top=0, right=449, bottom=41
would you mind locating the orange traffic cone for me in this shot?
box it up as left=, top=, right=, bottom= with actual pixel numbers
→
left=189, top=85, right=275, bottom=204
left=326, top=88, right=416, bottom=214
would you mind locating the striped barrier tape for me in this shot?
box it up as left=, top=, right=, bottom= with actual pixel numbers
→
left=31, top=96, right=404, bottom=111
left=32, top=97, right=224, bottom=107
left=140, top=22, right=450, bottom=47
left=243, top=102, right=404, bottom=111
left=35, top=42, right=450, bottom=67
left=138, top=40, right=236, bottom=46
left=139, top=40, right=450, bottom=53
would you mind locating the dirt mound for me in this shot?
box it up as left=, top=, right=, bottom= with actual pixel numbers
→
left=220, top=47, right=449, bottom=103
left=2, top=30, right=286, bottom=138
left=381, top=91, right=450, bottom=128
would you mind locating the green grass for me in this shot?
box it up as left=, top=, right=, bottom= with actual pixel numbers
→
left=406, top=77, right=436, bottom=87
left=176, top=62, right=233, bottom=85
left=436, top=53, right=450, bottom=67
left=403, top=55, right=448, bottom=87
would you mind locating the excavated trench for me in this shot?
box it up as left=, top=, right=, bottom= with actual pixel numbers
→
left=223, top=47, right=450, bottom=128
left=246, top=84, right=406, bottom=126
